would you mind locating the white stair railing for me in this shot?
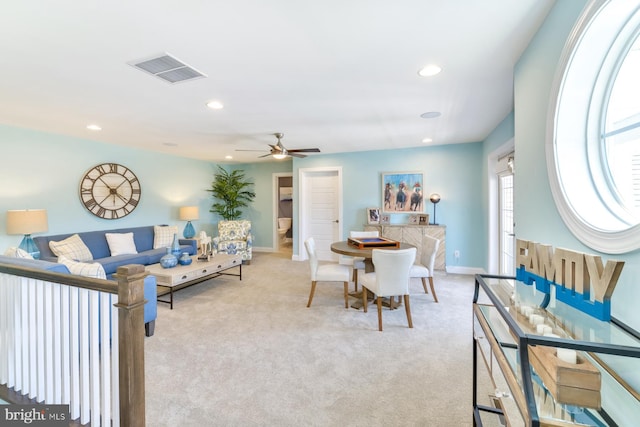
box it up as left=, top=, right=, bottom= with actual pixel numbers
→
left=0, top=264, right=146, bottom=427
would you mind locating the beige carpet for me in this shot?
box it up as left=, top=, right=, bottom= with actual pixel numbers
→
left=145, top=251, right=493, bottom=427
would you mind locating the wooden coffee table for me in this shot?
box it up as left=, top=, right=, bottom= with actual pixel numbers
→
left=146, top=253, right=242, bottom=309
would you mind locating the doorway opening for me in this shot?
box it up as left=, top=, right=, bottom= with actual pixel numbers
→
left=273, top=173, right=293, bottom=257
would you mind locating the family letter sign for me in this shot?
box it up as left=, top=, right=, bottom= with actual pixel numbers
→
left=515, top=239, right=624, bottom=321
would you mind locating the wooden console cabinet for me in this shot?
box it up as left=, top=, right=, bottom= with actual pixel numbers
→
left=364, top=224, right=446, bottom=270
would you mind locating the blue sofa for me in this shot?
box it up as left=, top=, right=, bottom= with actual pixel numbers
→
left=34, top=225, right=197, bottom=277
left=0, top=254, right=158, bottom=336
left=31, top=225, right=198, bottom=337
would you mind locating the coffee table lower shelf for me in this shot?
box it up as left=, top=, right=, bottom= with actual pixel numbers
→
left=146, top=253, right=242, bottom=309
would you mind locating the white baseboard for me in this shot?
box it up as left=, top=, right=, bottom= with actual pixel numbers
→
left=445, top=266, right=486, bottom=275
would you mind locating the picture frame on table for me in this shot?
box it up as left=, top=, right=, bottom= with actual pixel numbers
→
left=382, top=171, right=424, bottom=213
left=367, top=207, right=380, bottom=224
left=409, top=215, right=419, bottom=225
left=418, top=214, right=430, bottom=225
left=380, top=214, right=391, bottom=225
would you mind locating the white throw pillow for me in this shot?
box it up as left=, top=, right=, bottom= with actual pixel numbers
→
left=58, top=256, right=107, bottom=279
left=49, top=234, right=93, bottom=262
left=153, top=225, right=178, bottom=249
left=105, top=232, right=138, bottom=256
left=3, top=247, right=34, bottom=259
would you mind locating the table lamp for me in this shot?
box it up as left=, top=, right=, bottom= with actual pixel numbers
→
left=6, top=209, right=48, bottom=259
left=429, top=193, right=441, bottom=225
left=179, top=206, right=199, bottom=239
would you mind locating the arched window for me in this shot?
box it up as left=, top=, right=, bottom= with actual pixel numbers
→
left=547, top=0, right=640, bottom=253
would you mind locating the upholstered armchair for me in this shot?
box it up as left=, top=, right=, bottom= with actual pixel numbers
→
left=213, top=220, right=252, bottom=263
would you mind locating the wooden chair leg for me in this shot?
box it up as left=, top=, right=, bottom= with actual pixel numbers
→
left=429, top=277, right=438, bottom=303
left=343, top=281, right=349, bottom=309
left=353, top=269, right=359, bottom=292
left=307, top=281, right=317, bottom=307
left=362, top=286, right=368, bottom=312
left=404, top=294, right=413, bottom=328
left=377, top=297, right=383, bottom=331
left=421, top=277, right=429, bottom=294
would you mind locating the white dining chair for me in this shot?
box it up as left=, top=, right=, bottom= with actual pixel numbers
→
left=304, top=237, right=351, bottom=308
left=409, top=235, right=440, bottom=302
left=342, top=230, right=380, bottom=292
left=360, top=247, right=416, bottom=331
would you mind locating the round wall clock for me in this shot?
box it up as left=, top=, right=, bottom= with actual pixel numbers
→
left=79, top=163, right=141, bottom=219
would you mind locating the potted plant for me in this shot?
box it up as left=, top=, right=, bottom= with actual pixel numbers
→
left=208, top=166, right=256, bottom=263
left=208, top=166, right=256, bottom=220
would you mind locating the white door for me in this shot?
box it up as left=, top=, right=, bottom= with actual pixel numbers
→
left=299, top=167, right=342, bottom=261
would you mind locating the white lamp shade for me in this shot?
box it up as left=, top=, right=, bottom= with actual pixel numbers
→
left=179, top=206, right=199, bottom=221
left=6, top=209, right=48, bottom=235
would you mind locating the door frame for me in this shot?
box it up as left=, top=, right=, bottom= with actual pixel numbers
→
left=297, top=166, right=343, bottom=261
left=487, top=139, right=514, bottom=274
left=272, top=172, right=293, bottom=252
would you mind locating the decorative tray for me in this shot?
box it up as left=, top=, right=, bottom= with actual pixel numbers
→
left=347, top=237, right=400, bottom=249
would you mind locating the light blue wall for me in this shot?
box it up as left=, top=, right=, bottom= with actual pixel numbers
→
left=481, top=111, right=515, bottom=270
left=292, top=143, right=485, bottom=269
left=226, top=161, right=293, bottom=249
left=513, top=0, right=640, bottom=331
left=0, top=124, right=218, bottom=249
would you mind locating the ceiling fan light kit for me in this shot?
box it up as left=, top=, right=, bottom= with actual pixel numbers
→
left=236, top=132, right=320, bottom=159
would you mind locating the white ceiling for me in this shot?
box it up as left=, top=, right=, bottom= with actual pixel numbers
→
left=0, top=0, right=555, bottom=163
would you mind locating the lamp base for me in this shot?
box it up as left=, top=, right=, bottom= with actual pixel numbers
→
left=19, top=234, right=41, bottom=259
left=183, top=221, right=196, bottom=239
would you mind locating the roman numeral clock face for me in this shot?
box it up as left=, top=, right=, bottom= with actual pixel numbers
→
left=79, top=163, right=141, bottom=219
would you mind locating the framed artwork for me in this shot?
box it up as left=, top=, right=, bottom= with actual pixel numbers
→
left=367, top=207, right=380, bottom=224
left=382, top=171, right=424, bottom=213
left=418, top=214, right=430, bottom=225
left=380, top=214, right=391, bottom=225
left=409, top=215, right=419, bottom=225
left=279, top=187, right=293, bottom=201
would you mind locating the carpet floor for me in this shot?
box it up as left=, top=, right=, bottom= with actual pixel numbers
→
left=145, top=251, right=494, bottom=426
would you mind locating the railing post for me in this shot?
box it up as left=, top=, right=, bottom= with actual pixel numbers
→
left=114, top=264, right=148, bottom=427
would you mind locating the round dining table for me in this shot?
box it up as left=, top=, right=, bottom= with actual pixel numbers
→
left=330, top=240, right=416, bottom=273
left=330, top=240, right=416, bottom=309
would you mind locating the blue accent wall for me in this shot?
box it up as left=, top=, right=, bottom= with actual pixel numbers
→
left=291, top=143, right=485, bottom=269
left=0, top=124, right=219, bottom=248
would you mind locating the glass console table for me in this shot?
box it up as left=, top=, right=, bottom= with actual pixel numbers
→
left=472, top=274, right=640, bottom=426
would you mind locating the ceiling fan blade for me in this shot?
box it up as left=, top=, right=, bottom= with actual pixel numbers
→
left=258, top=153, right=273, bottom=158
left=288, top=148, right=320, bottom=153
left=288, top=152, right=307, bottom=158
left=235, top=149, right=268, bottom=152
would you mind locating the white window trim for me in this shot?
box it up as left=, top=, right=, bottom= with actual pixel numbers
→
left=546, top=0, right=640, bottom=254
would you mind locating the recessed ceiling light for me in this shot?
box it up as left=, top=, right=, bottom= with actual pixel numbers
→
left=86, top=124, right=102, bottom=131
left=225, top=155, right=233, bottom=160
left=206, top=100, right=224, bottom=110
left=420, top=112, right=441, bottom=119
left=422, top=138, right=433, bottom=143
left=418, top=64, right=442, bottom=77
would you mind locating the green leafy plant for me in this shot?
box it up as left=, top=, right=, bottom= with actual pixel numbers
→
left=207, top=166, right=256, bottom=220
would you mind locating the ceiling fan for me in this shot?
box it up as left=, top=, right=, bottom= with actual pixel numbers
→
left=236, top=133, right=320, bottom=158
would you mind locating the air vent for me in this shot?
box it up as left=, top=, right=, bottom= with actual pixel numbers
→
left=130, top=53, right=206, bottom=84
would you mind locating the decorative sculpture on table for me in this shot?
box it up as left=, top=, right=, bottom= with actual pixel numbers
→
left=199, top=230, right=213, bottom=255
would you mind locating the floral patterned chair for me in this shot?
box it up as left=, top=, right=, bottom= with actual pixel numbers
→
left=213, top=220, right=252, bottom=263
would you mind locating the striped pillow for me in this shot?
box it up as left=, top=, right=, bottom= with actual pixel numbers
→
left=153, top=225, right=178, bottom=249
left=58, top=256, right=106, bottom=279
left=49, top=234, right=93, bottom=262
